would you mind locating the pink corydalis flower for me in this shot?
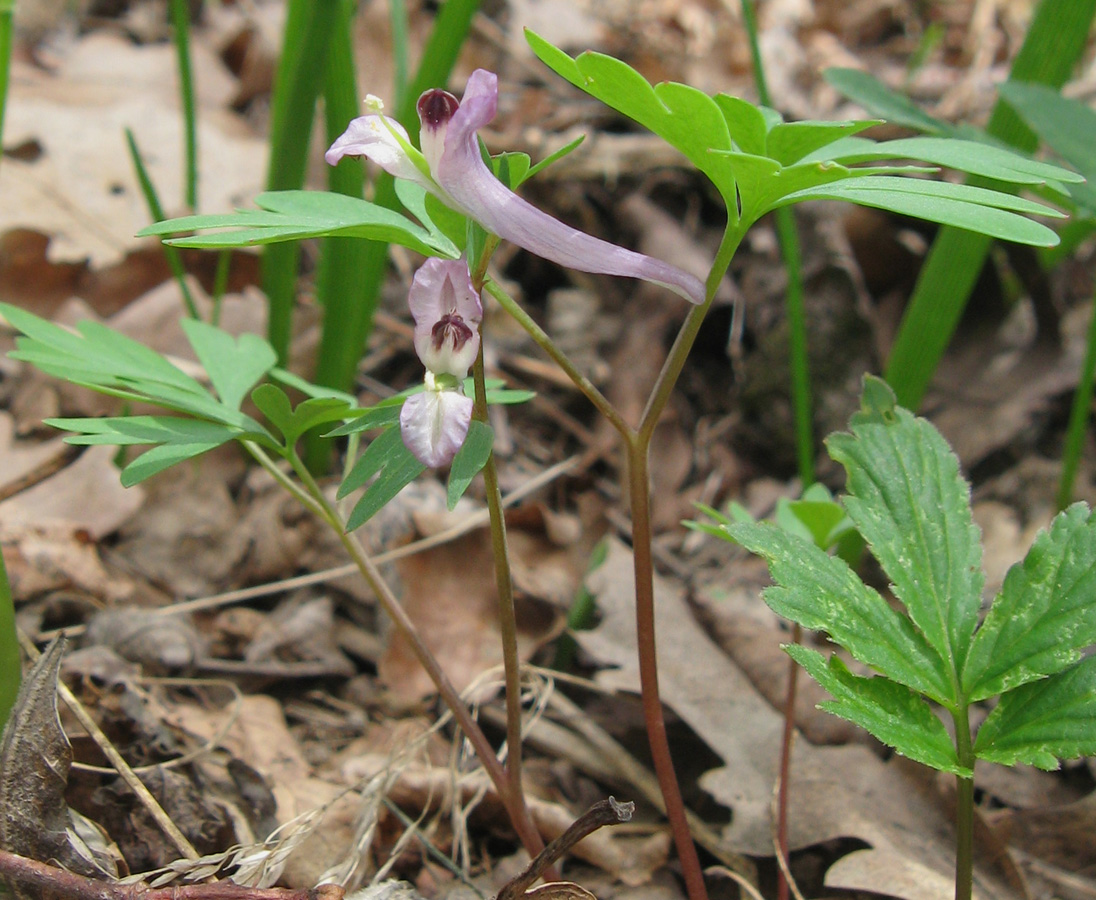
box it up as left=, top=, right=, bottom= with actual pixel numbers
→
left=398, top=258, right=482, bottom=468
left=400, top=375, right=474, bottom=469
left=409, top=257, right=483, bottom=378
left=326, top=70, right=705, bottom=306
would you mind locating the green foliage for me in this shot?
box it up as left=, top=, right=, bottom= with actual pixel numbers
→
left=140, top=190, right=459, bottom=259
left=525, top=30, right=1073, bottom=246
left=0, top=306, right=530, bottom=515
left=700, top=376, right=1096, bottom=774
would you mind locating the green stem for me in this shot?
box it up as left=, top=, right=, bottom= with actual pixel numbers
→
left=952, top=706, right=975, bottom=900
left=244, top=442, right=546, bottom=861
left=482, top=279, right=628, bottom=436
left=471, top=315, right=526, bottom=820
left=0, top=0, right=13, bottom=165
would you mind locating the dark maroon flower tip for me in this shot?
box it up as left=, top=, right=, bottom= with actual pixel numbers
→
left=417, top=90, right=460, bottom=128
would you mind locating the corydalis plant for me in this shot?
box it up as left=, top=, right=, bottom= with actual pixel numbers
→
left=401, top=257, right=482, bottom=468
left=325, top=70, right=706, bottom=305
left=694, top=376, right=1096, bottom=900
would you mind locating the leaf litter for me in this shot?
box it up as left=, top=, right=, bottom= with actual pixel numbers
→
left=2, top=1, right=1096, bottom=899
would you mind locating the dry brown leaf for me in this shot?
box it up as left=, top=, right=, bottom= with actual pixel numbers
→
left=1, top=33, right=265, bottom=268
left=0, top=411, right=70, bottom=499
left=382, top=516, right=565, bottom=702
left=580, top=538, right=1019, bottom=900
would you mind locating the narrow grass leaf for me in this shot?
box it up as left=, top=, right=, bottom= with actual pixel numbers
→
left=963, top=504, right=1096, bottom=700
left=447, top=420, right=493, bottom=509
left=827, top=379, right=983, bottom=680
left=974, top=655, right=1096, bottom=769
left=786, top=645, right=966, bottom=775
left=726, top=521, right=953, bottom=704
left=0, top=549, right=19, bottom=736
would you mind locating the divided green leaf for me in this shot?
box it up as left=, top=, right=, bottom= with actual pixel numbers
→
left=786, top=644, right=967, bottom=775
left=974, top=655, right=1096, bottom=769
left=140, top=190, right=458, bottom=258
left=826, top=377, right=983, bottom=686
left=447, top=420, right=494, bottom=509
left=338, top=425, right=426, bottom=531
left=181, top=319, right=277, bottom=412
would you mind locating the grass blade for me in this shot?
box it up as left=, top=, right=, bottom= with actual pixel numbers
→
left=885, top=0, right=1096, bottom=409
left=169, top=0, right=198, bottom=210
left=0, top=548, right=18, bottom=736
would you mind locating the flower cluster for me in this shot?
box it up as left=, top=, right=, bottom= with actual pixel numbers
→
left=327, top=69, right=707, bottom=467
left=398, top=258, right=482, bottom=468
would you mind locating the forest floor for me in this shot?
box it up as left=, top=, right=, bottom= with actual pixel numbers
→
left=1, top=1, right=1095, bottom=899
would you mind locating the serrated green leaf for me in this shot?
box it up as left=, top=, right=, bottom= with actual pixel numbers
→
left=120, top=441, right=229, bottom=486
left=142, top=190, right=456, bottom=257
left=181, top=319, right=276, bottom=413
left=974, top=654, right=1096, bottom=769
left=786, top=644, right=967, bottom=775
left=525, top=29, right=739, bottom=211
left=345, top=436, right=426, bottom=530
left=826, top=377, right=983, bottom=688
left=776, top=176, right=1062, bottom=246
left=447, top=420, right=493, bottom=509
left=963, top=503, right=1096, bottom=700
left=727, top=521, right=952, bottom=704
left=823, top=68, right=952, bottom=136
left=765, top=119, right=881, bottom=167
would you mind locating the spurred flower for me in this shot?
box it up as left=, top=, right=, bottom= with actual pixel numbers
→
left=326, top=70, right=705, bottom=305
left=400, top=374, right=474, bottom=469
left=408, top=257, right=482, bottom=378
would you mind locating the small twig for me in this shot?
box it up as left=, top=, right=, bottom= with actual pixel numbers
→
left=496, top=798, right=634, bottom=900
left=0, top=848, right=343, bottom=900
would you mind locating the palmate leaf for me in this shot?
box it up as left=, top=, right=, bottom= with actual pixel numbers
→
left=140, top=190, right=458, bottom=258
left=963, top=503, right=1096, bottom=700
left=826, top=377, right=983, bottom=691
left=786, top=645, right=966, bottom=775
left=974, top=654, right=1096, bottom=769
left=0, top=303, right=262, bottom=430
left=726, top=520, right=952, bottom=705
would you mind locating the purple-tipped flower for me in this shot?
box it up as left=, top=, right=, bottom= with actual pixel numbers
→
left=408, top=257, right=483, bottom=378
left=326, top=71, right=705, bottom=305
left=398, top=258, right=483, bottom=468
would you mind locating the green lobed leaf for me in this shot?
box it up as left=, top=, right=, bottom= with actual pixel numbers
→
left=120, top=441, right=230, bottom=486
left=802, top=135, right=1083, bottom=186
left=726, top=520, right=953, bottom=705
left=974, top=654, right=1096, bottom=769
left=525, top=29, right=740, bottom=211
left=776, top=176, right=1063, bottom=246
left=250, top=384, right=353, bottom=448
left=337, top=424, right=407, bottom=499
left=765, top=119, right=881, bottom=167
left=1, top=304, right=259, bottom=430
left=963, top=503, right=1096, bottom=700
left=447, top=420, right=493, bottom=510
left=344, top=431, right=426, bottom=531
left=47, top=416, right=242, bottom=446
left=181, top=319, right=277, bottom=413
left=823, top=68, right=953, bottom=136
left=786, top=644, right=967, bottom=775
left=714, top=94, right=767, bottom=156
left=826, top=377, right=983, bottom=689
left=142, top=190, right=456, bottom=257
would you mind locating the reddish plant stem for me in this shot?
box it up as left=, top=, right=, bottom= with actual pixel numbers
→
left=775, top=623, right=802, bottom=900
left=0, top=849, right=344, bottom=900
left=626, top=439, right=708, bottom=900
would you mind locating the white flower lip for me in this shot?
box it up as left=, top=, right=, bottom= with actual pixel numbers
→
left=400, top=388, right=473, bottom=468
left=327, top=72, right=706, bottom=305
